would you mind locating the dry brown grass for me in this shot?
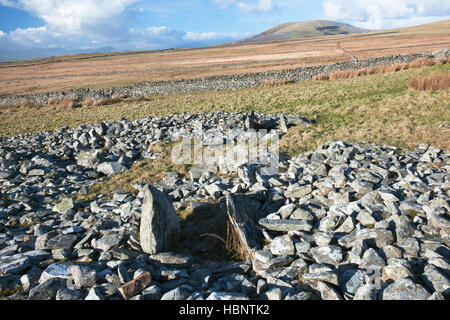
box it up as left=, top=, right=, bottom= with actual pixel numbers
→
left=81, top=95, right=124, bottom=107
left=409, top=73, right=450, bottom=91
left=438, top=57, right=450, bottom=64
left=320, top=57, right=447, bottom=81
left=313, top=74, right=330, bottom=81
left=76, top=141, right=191, bottom=201
left=1, top=63, right=448, bottom=153
left=1, top=100, right=42, bottom=111
left=225, top=219, right=253, bottom=261
left=48, top=97, right=80, bottom=111
left=0, top=21, right=449, bottom=96
left=409, top=58, right=436, bottom=68
left=262, top=78, right=293, bottom=87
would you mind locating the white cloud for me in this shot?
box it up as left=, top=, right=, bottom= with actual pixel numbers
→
left=323, top=0, right=450, bottom=29
left=0, top=0, right=139, bottom=33
left=211, top=0, right=236, bottom=9
left=183, top=31, right=250, bottom=42
left=0, top=0, right=249, bottom=59
left=213, top=0, right=275, bottom=13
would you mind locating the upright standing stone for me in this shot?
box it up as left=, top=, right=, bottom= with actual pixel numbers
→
left=226, top=193, right=265, bottom=260
left=139, top=185, right=180, bottom=254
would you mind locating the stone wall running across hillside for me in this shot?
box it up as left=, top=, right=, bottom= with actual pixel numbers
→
left=0, top=48, right=449, bottom=107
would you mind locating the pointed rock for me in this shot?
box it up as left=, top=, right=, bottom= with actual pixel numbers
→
left=139, top=185, right=180, bottom=254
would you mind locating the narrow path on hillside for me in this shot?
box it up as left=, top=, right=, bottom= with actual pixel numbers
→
left=338, top=41, right=358, bottom=62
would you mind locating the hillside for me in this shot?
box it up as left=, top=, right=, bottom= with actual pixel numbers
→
left=0, top=20, right=449, bottom=96
left=237, top=20, right=369, bottom=44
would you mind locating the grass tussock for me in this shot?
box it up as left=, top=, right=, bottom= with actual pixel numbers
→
left=409, top=73, right=450, bottom=91
left=313, top=74, right=330, bottom=81
left=262, top=78, right=293, bottom=87
left=409, top=58, right=436, bottom=68
left=81, top=95, right=124, bottom=107
left=48, top=97, right=80, bottom=111
left=1, top=101, right=43, bottom=111
left=315, top=57, right=446, bottom=82
left=438, top=57, right=450, bottom=64
left=1, top=62, right=449, bottom=155
left=225, top=219, right=253, bottom=261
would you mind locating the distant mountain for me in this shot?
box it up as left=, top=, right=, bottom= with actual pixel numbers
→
left=237, top=20, right=369, bottom=44
left=0, top=45, right=116, bottom=63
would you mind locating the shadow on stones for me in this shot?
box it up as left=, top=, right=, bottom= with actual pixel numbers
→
left=176, top=201, right=232, bottom=262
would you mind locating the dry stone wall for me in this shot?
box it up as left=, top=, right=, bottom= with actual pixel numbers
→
left=0, top=48, right=448, bottom=107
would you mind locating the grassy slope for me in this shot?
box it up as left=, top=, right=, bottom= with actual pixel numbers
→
left=2, top=63, right=448, bottom=200
left=2, top=63, right=449, bottom=149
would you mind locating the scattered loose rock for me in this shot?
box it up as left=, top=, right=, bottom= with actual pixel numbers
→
left=0, top=112, right=448, bottom=301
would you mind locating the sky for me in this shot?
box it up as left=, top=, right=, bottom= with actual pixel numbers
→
left=0, top=0, right=449, bottom=60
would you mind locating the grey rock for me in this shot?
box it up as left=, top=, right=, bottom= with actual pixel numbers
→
left=226, top=193, right=265, bottom=259
left=97, top=162, right=127, bottom=175
left=142, top=285, right=162, bottom=300
left=161, top=287, right=190, bottom=300
left=52, top=198, right=74, bottom=214
left=313, top=232, right=333, bottom=247
left=254, top=250, right=273, bottom=263
left=0, top=256, right=31, bottom=275
left=396, top=237, right=420, bottom=257
left=259, top=218, right=312, bottom=232
left=310, top=281, right=343, bottom=300
left=421, top=264, right=450, bottom=294
left=356, top=210, right=377, bottom=227
left=76, top=149, right=105, bottom=169
left=70, top=265, right=97, bottom=288
left=28, top=278, right=66, bottom=300
left=340, top=269, right=367, bottom=295
left=265, top=287, right=283, bottom=300
left=206, top=291, right=249, bottom=300
left=284, top=185, right=312, bottom=198
left=393, top=214, right=415, bottom=242
left=353, top=284, right=376, bottom=300
left=39, top=263, right=72, bottom=284
left=382, top=278, right=430, bottom=300
left=427, top=292, right=445, bottom=300
left=93, top=232, right=123, bottom=252
left=310, top=245, right=343, bottom=266
left=382, top=260, right=413, bottom=282
left=302, top=271, right=339, bottom=286
left=150, top=252, right=193, bottom=269
left=56, top=288, right=82, bottom=300
left=269, top=235, right=295, bottom=256
left=140, top=185, right=180, bottom=254
left=85, top=286, right=104, bottom=300
left=204, top=183, right=223, bottom=199
left=46, top=234, right=78, bottom=250
left=360, top=248, right=386, bottom=269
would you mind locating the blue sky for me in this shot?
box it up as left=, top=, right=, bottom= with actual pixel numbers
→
left=0, top=0, right=449, bottom=60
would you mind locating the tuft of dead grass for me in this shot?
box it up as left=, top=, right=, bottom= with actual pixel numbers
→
left=81, top=95, right=124, bottom=107
left=409, top=73, right=450, bottom=91
left=1, top=101, right=42, bottom=111
left=225, top=219, right=253, bottom=261
left=313, top=74, right=330, bottom=81
left=438, top=57, right=450, bottom=65
left=48, top=97, right=80, bottom=111
left=319, top=57, right=446, bottom=82
left=409, top=58, right=436, bottom=68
